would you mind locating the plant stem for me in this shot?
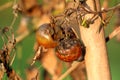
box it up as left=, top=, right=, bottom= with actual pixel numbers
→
left=80, top=0, right=111, bottom=80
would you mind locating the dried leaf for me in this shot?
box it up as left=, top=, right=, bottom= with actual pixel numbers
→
left=41, top=48, right=57, bottom=76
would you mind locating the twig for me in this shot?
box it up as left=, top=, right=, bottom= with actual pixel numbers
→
left=15, top=30, right=30, bottom=43
left=101, top=0, right=109, bottom=21
left=0, top=35, right=21, bottom=80
left=31, top=46, right=42, bottom=66
left=93, top=0, right=97, bottom=11
left=57, top=61, right=84, bottom=80
left=10, top=16, right=17, bottom=31
left=0, top=1, right=12, bottom=11
left=15, top=28, right=36, bottom=44
left=95, top=0, right=101, bottom=11
left=106, top=26, right=120, bottom=42
left=102, top=3, right=120, bottom=12
left=81, top=3, right=120, bottom=14
left=10, top=1, right=18, bottom=30
left=0, top=63, right=5, bottom=79
left=9, top=49, right=16, bottom=66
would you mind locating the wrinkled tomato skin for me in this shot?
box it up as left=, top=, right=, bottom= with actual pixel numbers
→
left=56, top=39, right=82, bottom=62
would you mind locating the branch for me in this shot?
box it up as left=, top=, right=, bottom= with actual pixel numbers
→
left=0, top=1, right=12, bottom=11
left=101, top=0, right=109, bottom=21
left=0, top=63, right=5, bottom=79
left=15, top=30, right=30, bottom=43
left=106, top=26, right=120, bottom=42
left=57, top=61, right=85, bottom=80
left=81, top=3, right=120, bottom=14
left=102, top=3, right=120, bottom=12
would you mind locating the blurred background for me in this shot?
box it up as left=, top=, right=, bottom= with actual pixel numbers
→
left=0, top=0, right=120, bottom=80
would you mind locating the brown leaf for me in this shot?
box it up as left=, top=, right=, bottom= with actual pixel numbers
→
left=41, top=48, right=57, bottom=76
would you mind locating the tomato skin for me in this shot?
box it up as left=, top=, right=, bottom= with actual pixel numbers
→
left=36, top=23, right=85, bottom=62
left=55, top=39, right=82, bottom=62
left=36, top=24, right=57, bottom=48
